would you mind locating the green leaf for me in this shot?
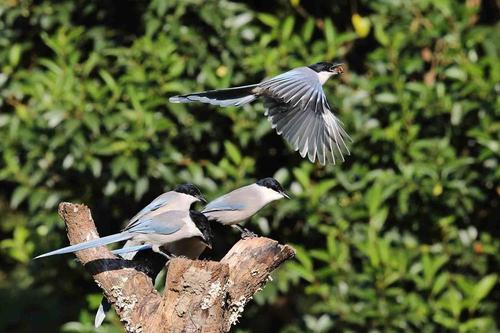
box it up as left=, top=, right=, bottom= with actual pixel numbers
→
left=224, top=141, right=242, bottom=165
left=293, top=168, right=310, bottom=189
left=369, top=206, right=388, bottom=231
left=366, top=181, right=383, bottom=215
left=294, top=246, right=313, bottom=271
left=257, top=13, right=279, bottom=28
left=472, top=274, right=497, bottom=304
left=281, top=16, right=295, bottom=41
left=431, top=273, right=449, bottom=296
left=9, top=44, right=22, bottom=67
left=302, top=18, right=315, bottom=42
left=445, top=67, right=467, bottom=81
left=99, top=69, right=120, bottom=95
left=323, top=18, right=336, bottom=46
left=373, top=19, right=389, bottom=46
left=375, top=93, right=398, bottom=104
left=135, top=177, right=149, bottom=200
left=10, top=187, right=30, bottom=209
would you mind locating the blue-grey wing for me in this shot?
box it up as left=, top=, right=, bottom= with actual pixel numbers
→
left=125, top=210, right=185, bottom=235
left=202, top=187, right=250, bottom=213
left=125, top=191, right=177, bottom=230
left=258, top=67, right=350, bottom=165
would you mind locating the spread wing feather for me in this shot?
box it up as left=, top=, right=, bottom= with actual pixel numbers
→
left=258, top=67, right=350, bottom=165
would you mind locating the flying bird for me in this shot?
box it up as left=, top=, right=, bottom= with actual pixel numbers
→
left=202, top=177, right=289, bottom=237
left=169, top=62, right=350, bottom=165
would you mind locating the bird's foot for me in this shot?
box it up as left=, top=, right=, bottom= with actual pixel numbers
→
left=241, top=228, right=258, bottom=239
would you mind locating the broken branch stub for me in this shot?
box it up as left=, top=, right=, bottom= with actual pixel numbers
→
left=220, top=238, right=296, bottom=330
left=57, top=202, right=295, bottom=332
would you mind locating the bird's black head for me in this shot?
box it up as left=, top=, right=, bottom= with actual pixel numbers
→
left=174, top=183, right=207, bottom=203
left=308, top=62, right=344, bottom=75
left=256, top=177, right=290, bottom=199
left=189, top=210, right=214, bottom=249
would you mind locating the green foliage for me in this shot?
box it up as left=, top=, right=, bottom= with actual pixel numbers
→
left=0, top=0, right=498, bottom=332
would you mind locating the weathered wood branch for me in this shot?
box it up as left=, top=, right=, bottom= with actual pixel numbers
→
left=57, top=202, right=295, bottom=332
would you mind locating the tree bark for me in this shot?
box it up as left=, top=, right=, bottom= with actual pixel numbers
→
left=57, top=202, right=295, bottom=332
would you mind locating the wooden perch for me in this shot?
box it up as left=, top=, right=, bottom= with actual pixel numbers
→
left=57, top=202, right=295, bottom=332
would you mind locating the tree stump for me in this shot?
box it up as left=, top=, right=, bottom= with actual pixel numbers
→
left=57, top=202, right=295, bottom=332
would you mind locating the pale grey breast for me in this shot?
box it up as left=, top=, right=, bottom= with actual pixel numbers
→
left=202, top=184, right=265, bottom=225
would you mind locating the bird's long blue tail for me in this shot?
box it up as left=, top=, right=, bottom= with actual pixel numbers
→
left=34, top=232, right=132, bottom=259
left=111, top=244, right=153, bottom=256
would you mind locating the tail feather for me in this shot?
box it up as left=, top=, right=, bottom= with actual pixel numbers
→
left=169, top=84, right=258, bottom=107
left=111, top=244, right=152, bottom=256
left=34, top=232, right=132, bottom=259
left=94, top=300, right=111, bottom=328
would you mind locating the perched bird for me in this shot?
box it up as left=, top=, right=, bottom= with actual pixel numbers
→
left=127, top=183, right=207, bottom=224
left=169, top=62, right=350, bottom=165
left=34, top=210, right=212, bottom=259
left=202, top=177, right=289, bottom=237
left=106, top=183, right=207, bottom=259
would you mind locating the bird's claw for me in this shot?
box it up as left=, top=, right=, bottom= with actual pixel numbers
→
left=241, top=229, right=258, bottom=239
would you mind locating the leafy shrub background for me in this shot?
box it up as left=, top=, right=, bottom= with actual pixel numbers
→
left=0, top=0, right=499, bottom=332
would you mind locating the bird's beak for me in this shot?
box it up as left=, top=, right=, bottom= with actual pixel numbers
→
left=281, top=191, right=291, bottom=199
left=197, top=195, right=208, bottom=204
left=333, top=64, right=345, bottom=75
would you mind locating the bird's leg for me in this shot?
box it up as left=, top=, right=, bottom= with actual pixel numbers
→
left=151, top=245, right=174, bottom=260
left=232, top=224, right=245, bottom=233
left=232, top=224, right=258, bottom=239
left=241, top=228, right=258, bottom=239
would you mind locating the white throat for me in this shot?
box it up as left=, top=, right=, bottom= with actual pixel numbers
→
left=257, top=185, right=285, bottom=204
left=317, top=71, right=334, bottom=85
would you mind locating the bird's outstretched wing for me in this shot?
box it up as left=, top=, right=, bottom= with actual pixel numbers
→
left=258, top=67, right=350, bottom=165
